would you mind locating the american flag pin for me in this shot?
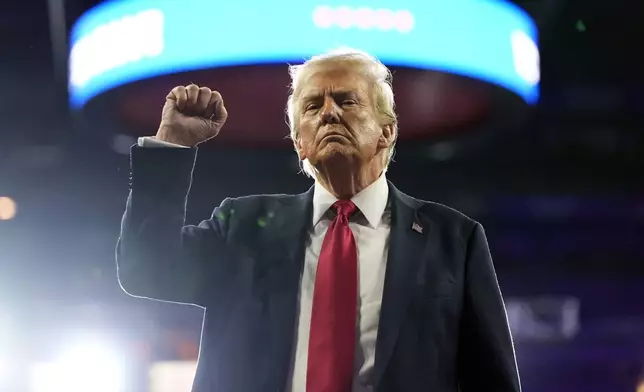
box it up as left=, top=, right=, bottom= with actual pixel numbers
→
left=411, top=222, right=423, bottom=234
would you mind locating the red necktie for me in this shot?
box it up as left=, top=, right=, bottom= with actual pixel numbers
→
left=307, top=200, right=358, bottom=392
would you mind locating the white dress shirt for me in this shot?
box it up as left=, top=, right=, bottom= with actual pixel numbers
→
left=139, top=136, right=391, bottom=391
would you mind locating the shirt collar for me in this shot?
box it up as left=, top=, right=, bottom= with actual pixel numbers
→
left=312, top=173, right=389, bottom=229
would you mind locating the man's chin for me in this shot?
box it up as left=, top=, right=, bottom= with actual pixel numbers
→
left=315, top=145, right=359, bottom=166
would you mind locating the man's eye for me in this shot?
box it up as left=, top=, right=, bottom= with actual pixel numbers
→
left=342, top=100, right=357, bottom=106
left=305, top=104, right=319, bottom=111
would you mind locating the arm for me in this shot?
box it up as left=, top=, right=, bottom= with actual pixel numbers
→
left=116, top=145, right=236, bottom=307
left=457, top=223, right=521, bottom=392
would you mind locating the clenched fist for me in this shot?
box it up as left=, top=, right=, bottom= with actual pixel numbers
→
left=155, top=84, right=228, bottom=147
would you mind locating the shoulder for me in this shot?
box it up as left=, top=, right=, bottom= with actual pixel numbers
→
left=418, top=198, right=477, bottom=226
left=228, top=192, right=302, bottom=207
left=215, top=192, right=310, bottom=242
left=219, top=192, right=306, bottom=217
left=393, top=183, right=476, bottom=225
left=398, top=191, right=480, bottom=244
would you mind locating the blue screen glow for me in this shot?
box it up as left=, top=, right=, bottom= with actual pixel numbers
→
left=68, top=0, right=539, bottom=108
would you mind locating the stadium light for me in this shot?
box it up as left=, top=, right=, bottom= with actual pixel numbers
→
left=30, top=339, right=126, bottom=392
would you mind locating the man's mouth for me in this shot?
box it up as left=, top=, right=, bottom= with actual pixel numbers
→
left=323, top=132, right=346, bottom=139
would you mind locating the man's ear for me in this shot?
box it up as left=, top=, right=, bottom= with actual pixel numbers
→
left=378, top=123, right=395, bottom=149
left=294, top=137, right=306, bottom=161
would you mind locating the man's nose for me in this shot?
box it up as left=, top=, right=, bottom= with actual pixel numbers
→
left=320, top=98, right=340, bottom=124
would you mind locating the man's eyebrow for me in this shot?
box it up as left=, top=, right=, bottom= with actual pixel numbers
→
left=300, top=92, right=322, bottom=102
left=300, top=90, right=358, bottom=101
left=332, top=91, right=358, bottom=99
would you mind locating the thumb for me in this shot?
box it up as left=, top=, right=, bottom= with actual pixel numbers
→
left=162, top=96, right=181, bottom=117
left=165, top=89, right=187, bottom=112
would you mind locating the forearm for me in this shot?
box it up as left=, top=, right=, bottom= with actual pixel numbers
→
left=117, top=192, right=197, bottom=302
left=116, top=145, right=204, bottom=304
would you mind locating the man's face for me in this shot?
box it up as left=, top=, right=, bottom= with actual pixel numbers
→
left=294, top=63, right=392, bottom=171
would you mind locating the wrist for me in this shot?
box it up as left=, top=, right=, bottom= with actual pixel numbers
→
left=155, top=129, right=192, bottom=147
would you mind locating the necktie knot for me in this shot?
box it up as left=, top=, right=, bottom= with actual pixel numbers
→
left=332, top=200, right=357, bottom=219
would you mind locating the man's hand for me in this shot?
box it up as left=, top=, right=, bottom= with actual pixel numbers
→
left=155, top=84, right=228, bottom=147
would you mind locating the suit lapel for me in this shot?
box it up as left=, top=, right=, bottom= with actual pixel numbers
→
left=373, top=182, right=432, bottom=387
left=261, top=187, right=314, bottom=390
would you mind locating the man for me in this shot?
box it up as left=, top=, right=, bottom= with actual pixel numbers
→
left=117, top=48, right=520, bottom=392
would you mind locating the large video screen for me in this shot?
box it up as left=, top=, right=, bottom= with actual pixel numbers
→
left=69, top=0, right=539, bottom=108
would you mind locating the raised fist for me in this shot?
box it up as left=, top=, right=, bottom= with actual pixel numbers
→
left=155, top=84, right=228, bottom=147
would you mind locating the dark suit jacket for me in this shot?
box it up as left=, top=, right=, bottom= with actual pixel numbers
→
left=117, top=146, right=521, bottom=392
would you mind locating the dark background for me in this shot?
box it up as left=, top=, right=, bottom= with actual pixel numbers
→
left=1, top=1, right=643, bottom=391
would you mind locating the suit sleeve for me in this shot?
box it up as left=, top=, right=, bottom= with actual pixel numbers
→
left=457, top=222, right=521, bottom=392
left=116, top=145, right=236, bottom=307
